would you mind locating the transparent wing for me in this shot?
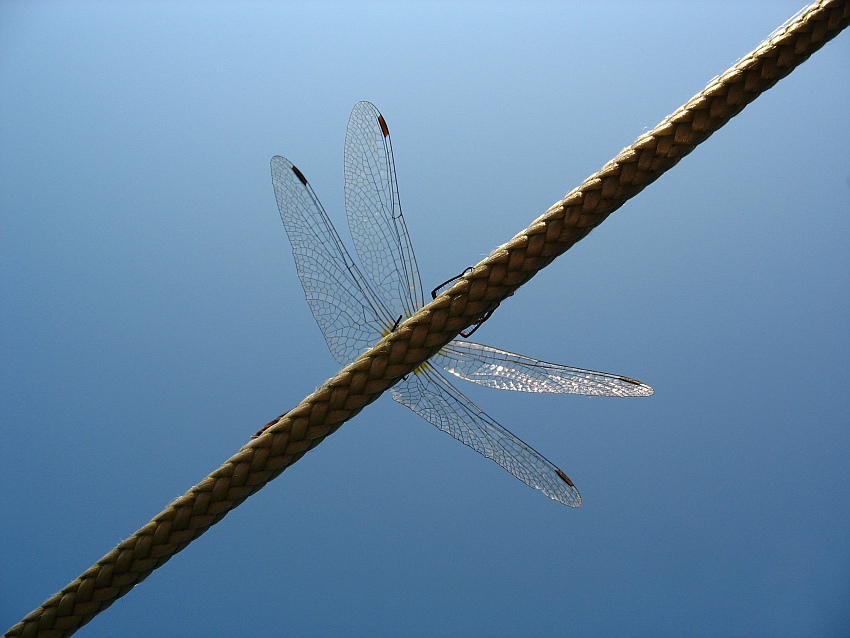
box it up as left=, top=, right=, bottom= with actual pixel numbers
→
left=271, top=155, right=395, bottom=365
left=344, top=101, right=424, bottom=318
left=433, top=340, right=654, bottom=397
left=392, top=364, right=581, bottom=507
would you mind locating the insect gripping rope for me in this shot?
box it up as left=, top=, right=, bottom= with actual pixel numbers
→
left=5, top=2, right=848, bottom=636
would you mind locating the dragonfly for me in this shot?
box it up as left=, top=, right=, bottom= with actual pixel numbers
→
left=263, top=101, right=652, bottom=507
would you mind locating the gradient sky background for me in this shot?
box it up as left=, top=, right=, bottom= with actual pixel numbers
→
left=2, top=3, right=848, bottom=637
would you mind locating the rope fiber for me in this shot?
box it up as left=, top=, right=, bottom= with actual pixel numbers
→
left=6, top=2, right=848, bottom=636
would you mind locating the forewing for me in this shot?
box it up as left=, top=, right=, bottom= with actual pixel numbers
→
left=271, top=155, right=393, bottom=365
left=433, top=340, right=654, bottom=397
left=344, top=101, right=424, bottom=318
left=391, top=365, right=581, bottom=507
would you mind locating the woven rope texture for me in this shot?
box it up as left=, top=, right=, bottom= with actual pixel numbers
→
left=6, top=2, right=848, bottom=636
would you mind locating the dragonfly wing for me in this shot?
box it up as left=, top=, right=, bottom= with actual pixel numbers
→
left=391, top=365, right=581, bottom=507
left=271, top=155, right=394, bottom=365
left=344, top=101, right=424, bottom=318
left=433, top=340, right=654, bottom=397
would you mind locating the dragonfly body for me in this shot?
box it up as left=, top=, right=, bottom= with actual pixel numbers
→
left=264, top=101, right=652, bottom=507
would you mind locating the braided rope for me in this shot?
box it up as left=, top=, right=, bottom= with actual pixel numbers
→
left=7, top=2, right=848, bottom=636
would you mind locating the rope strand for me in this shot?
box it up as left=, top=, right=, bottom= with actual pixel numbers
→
left=6, top=2, right=848, bottom=636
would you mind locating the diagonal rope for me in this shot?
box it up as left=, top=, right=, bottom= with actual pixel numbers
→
left=6, top=2, right=848, bottom=636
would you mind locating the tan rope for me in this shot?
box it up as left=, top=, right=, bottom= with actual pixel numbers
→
left=7, top=2, right=848, bottom=636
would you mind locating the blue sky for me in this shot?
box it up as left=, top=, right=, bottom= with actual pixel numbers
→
left=1, top=3, right=848, bottom=636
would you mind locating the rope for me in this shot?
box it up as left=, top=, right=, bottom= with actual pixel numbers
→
left=6, top=2, right=847, bottom=636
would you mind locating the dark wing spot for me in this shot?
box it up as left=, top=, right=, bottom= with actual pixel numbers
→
left=291, top=164, right=308, bottom=185
left=556, top=469, right=575, bottom=487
